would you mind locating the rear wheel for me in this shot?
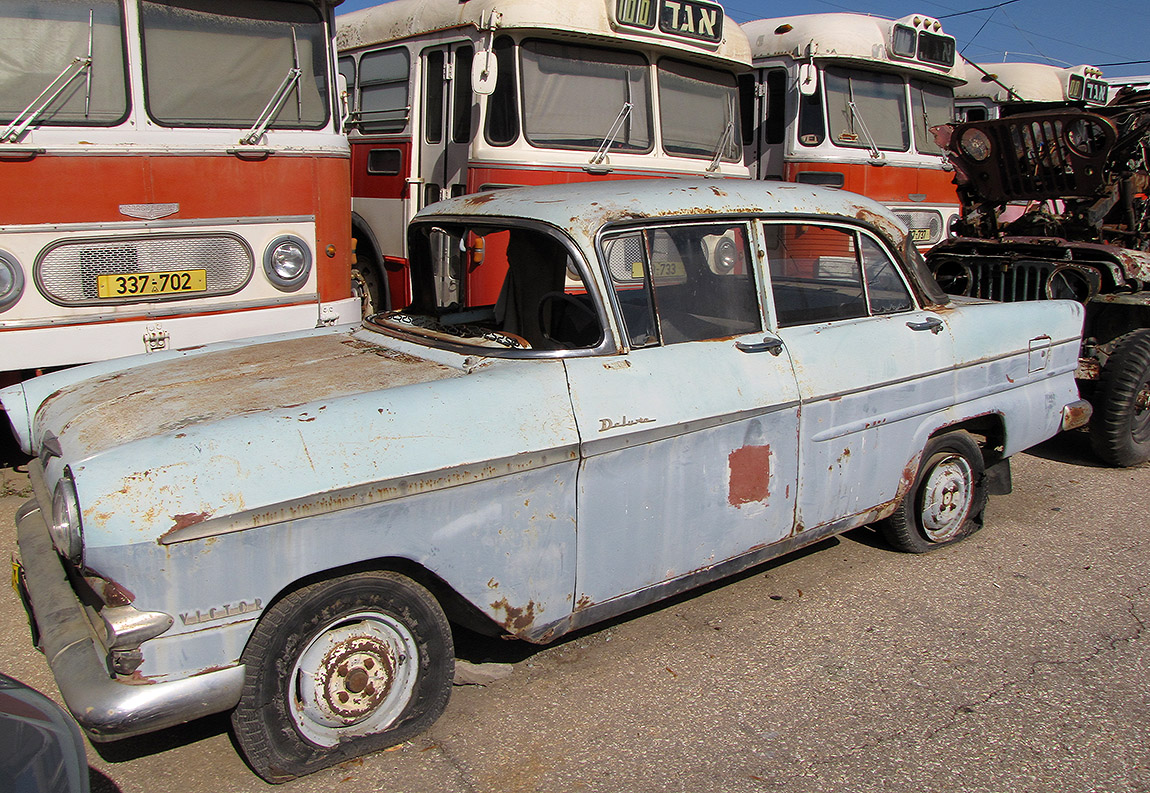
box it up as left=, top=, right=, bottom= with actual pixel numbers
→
left=881, top=431, right=987, bottom=553
left=1090, top=330, right=1150, bottom=467
left=232, top=571, right=453, bottom=783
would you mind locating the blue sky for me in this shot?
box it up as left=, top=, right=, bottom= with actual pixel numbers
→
left=334, top=0, right=1150, bottom=79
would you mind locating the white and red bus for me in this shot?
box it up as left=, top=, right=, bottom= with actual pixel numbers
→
left=739, top=13, right=964, bottom=249
left=335, top=0, right=751, bottom=312
left=955, top=62, right=1109, bottom=121
left=0, top=0, right=358, bottom=389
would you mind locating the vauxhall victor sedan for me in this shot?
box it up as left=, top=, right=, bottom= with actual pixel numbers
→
left=4, top=180, right=1088, bottom=781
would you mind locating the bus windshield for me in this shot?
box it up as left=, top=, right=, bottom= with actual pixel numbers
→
left=139, top=0, right=330, bottom=129
left=0, top=0, right=128, bottom=126
left=824, top=67, right=908, bottom=152
left=659, top=58, right=740, bottom=161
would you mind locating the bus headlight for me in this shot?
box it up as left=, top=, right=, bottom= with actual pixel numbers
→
left=50, top=471, right=84, bottom=564
left=0, top=250, right=25, bottom=312
left=263, top=235, right=312, bottom=291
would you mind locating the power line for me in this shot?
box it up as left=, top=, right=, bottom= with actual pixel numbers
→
left=939, top=0, right=1023, bottom=19
left=1096, top=60, right=1150, bottom=66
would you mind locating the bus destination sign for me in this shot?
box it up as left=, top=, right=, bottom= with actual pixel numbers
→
left=616, top=0, right=724, bottom=45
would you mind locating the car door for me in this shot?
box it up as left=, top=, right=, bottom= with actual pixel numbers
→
left=563, top=221, right=802, bottom=608
left=762, top=220, right=958, bottom=532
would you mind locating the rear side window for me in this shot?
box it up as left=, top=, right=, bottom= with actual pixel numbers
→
left=765, top=224, right=912, bottom=326
left=602, top=223, right=761, bottom=347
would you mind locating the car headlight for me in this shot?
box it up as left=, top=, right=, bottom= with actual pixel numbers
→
left=959, top=129, right=992, bottom=162
left=50, top=471, right=83, bottom=564
left=0, top=250, right=25, bottom=312
left=263, top=235, right=312, bottom=291
left=713, top=238, right=738, bottom=274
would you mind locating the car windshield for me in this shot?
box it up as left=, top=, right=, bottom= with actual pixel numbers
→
left=369, top=223, right=605, bottom=354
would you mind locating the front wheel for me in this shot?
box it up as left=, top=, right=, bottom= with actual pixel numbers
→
left=1090, top=330, right=1150, bottom=467
left=232, top=571, right=453, bottom=783
left=880, top=431, right=987, bottom=554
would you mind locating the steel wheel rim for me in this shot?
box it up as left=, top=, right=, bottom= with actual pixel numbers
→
left=290, top=610, right=419, bottom=747
left=1132, top=380, right=1150, bottom=445
left=919, top=452, right=974, bottom=542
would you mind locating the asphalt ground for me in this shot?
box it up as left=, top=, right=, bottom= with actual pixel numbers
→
left=2, top=428, right=1147, bottom=793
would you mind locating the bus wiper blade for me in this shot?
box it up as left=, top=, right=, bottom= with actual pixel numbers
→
left=848, top=100, right=884, bottom=160
left=240, top=66, right=302, bottom=145
left=241, top=27, right=302, bottom=145
left=707, top=116, right=735, bottom=173
left=2, top=56, right=92, bottom=143
left=588, top=102, right=633, bottom=168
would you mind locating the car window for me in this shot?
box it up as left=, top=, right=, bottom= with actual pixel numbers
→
left=377, top=224, right=604, bottom=353
left=602, top=223, right=762, bottom=346
left=765, top=223, right=915, bottom=327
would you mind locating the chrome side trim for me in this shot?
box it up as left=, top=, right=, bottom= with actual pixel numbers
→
left=160, top=445, right=581, bottom=545
left=0, top=215, right=315, bottom=235
left=580, top=402, right=800, bottom=458
left=16, top=497, right=245, bottom=740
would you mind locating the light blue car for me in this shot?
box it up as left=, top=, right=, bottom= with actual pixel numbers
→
left=4, top=180, right=1089, bottom=782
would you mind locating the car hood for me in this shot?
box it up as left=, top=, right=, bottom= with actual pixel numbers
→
left=9, top=328, right=461, bottom=462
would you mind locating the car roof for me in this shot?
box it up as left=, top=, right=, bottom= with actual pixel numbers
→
left=412, top=179, right=909, bottom=245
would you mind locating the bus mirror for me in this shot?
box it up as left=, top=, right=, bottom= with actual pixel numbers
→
left=466, top=231, right=486, bottom=269
left=337, top=73, right=351, bottom=130
left=472, top=49, right=498, bottom=96
left=797, top=63, right=818, bottom=96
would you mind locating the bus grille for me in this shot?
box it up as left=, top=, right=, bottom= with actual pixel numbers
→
left=892, top=210, right=943, bottom=245
left=36, top=234, right=253, bottom=306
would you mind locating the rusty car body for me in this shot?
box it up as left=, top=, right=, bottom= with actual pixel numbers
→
left=926, top=87, right=1150, bottom=465
left=4, top=179, right=1089, bottom=781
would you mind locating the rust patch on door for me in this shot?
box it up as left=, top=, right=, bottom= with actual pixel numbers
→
left=728, top=444, right=771, bottom=506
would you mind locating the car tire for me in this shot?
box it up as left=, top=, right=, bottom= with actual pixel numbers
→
left=880, top=431, right=987, bottom=554
left=231, top=571, right=453, bottom=783
left=1090, top=329, right=1150, bottom=467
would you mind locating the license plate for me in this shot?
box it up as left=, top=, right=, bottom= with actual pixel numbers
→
left=96, top=269, right=207, bottom=298
left=910, top=228, right=933, bottom=243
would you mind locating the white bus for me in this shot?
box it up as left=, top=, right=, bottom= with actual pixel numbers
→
left=955, top=61, right=1109, bottom=121
left=0, top=0, right=359, bottom=390
left=739, top=13, right=965, bottom=249
left=336, top=0, right=751, bottom=312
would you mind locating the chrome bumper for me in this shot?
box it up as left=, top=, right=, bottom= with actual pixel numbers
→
left=15, top=494, right=245, bottom=742
left=1061, top=398, right=1093, bottom=432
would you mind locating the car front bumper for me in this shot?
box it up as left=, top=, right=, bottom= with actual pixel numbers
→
left=15, top=488, right=245, bottom=742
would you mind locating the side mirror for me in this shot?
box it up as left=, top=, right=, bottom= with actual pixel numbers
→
left=466, top=231, right=486, bottom=270
left=336, top=73, right=351, bottom=130
left=472, top=49, right=498, bottom=96
left=797, top=63, right=818, bottom=97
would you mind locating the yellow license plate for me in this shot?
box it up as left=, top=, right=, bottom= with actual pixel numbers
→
left=97, top=269, right=207, bottom=298
left=910, top=228, right=932, bottom=243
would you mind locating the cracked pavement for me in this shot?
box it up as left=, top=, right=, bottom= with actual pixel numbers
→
left=2, top=429, right=1147, bottom=793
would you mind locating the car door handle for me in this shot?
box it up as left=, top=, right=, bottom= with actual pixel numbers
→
left=736, top=337, right=784, bottom=355
left=906, top=317, right=944, bottom=334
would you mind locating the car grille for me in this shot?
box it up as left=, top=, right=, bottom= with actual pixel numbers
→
left=952, top=258, right=1055, bottom=302
left=36, top=234, right=253, bottom=306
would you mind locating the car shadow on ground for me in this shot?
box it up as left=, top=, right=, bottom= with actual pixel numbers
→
left=1023, top=427, right=1107, bottom=468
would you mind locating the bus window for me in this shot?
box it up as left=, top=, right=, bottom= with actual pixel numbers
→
left=424, top=49, right=445, bottom=144
left=911, top=79, right=953, bottom=155
left=484, top=36, right=518, bottom=146
left=139, top=0, right=329, bottom=128
left=798, top=89, right=824, bottom=146
left=765, top=69, right=787, bottom=145
left=738, top=73, right=756, bottom=146
left=824, top=68, right=908, bottom=152
left=451, top=46, right=474, bottom=144
left=1, top=0, right=128, bottom=127
left=658, top=59, right=739, bottom=161
left=519, top=40, right=652, bottom=153
left=358, top=47, right=409, bottom=133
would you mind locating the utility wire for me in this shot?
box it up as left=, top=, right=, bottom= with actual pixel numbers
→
left=939, top=0, right=1023, bottom=19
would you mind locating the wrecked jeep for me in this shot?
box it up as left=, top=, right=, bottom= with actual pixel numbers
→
left=927, top=87, right=1150, bottom=465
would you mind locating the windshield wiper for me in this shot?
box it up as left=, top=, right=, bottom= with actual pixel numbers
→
left=2, top=10, right=94, bottom=143
left=240, top=28, right=302, bottom=145
left=847, top=100, right=884, bottom=161
left=587, top=101, right=633, bottom=169
left=707, top=98, right=737, bottom=172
